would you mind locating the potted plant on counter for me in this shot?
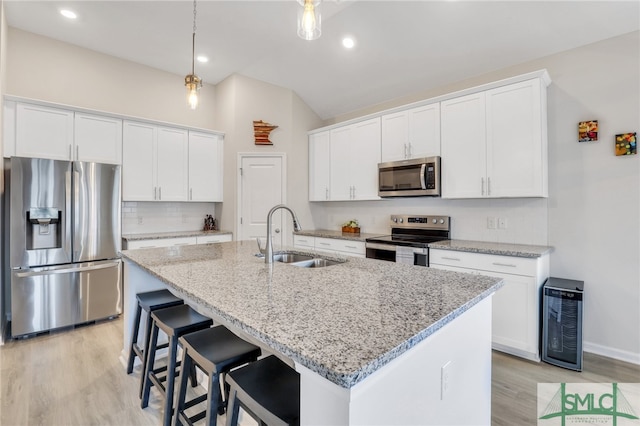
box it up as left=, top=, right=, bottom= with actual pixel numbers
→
left=342, top=219, right=360, bottom=234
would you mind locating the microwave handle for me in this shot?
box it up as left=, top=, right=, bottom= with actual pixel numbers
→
left=420, top=163, right=427, bottom=190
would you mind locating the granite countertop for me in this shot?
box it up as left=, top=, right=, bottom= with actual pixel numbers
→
left=429, top=239, right=553, bottom=258
left=294, top=229, right=386, bottom=242
left=122, top=230, right=233, bottom=241
left=121, top=241, right=502, bottom=388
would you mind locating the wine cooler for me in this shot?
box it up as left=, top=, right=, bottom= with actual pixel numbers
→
left=541, top=277, right=584, bottom=371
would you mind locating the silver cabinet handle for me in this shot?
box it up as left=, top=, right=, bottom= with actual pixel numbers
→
left=326, top=187, right=329, bottom=200
left=174, top=243, right=191, bottom=246
left=318, top=242, right=330, bottom=246
left=190, top=188, right=193, bottom=200
left=442, top=256, right=461, bottom=261
left=481, top=177, right=485, bottom=196
left=159, top=187, right=162, bottom=200
left=407, top=143, right=412, bottom=158
left=487, top=177, right=491, bottom=196
left=492, top=262, right=517, bottom=268
left=345, top=245, right=357, bottom=249
left=404, top=144, right=408, bottom=158
left=69, top=144, right=72, bottom=160
left=154, top=187, right=157, bottom=200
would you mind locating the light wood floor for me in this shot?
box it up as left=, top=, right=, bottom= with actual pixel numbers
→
left=1, top=316, right=638, bottom=425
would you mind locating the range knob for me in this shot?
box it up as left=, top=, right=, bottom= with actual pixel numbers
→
left=432, top=218, right=437, bottom=224
left=398, top=218, right=403, bottom=223
left=392, top=217, right=397, bottom=223
left=439, top=219, right=445, bottom=224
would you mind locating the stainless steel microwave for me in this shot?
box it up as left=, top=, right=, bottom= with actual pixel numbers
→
left=378, top=156, right=441, bottom=197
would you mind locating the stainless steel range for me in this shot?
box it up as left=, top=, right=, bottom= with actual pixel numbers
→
left=365, top=215, right=450, bottom=266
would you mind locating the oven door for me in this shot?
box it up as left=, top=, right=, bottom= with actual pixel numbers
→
left=366, top=242, right=396, bottom=262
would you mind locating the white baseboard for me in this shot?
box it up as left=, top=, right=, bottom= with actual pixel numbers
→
left=584, top=341, right=640, bottom=365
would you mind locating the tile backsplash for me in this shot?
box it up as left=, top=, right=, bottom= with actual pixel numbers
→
left=122, top=201, right=218, bottom=234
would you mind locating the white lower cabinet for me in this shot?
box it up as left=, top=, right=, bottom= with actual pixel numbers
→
left=293, top=235, right=365, bottom=258
left=430, top=249, right=549, bottom=361
left=126, top=234, right=232, bottom=249
left=196, top=234, right=232, bottom=244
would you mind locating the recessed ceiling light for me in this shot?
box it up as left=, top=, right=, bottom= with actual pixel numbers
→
left=196, top=55, right=209, bottom=63
left=60, top=9, right=77, bottom=19
left=342, top=37, right=355, bottom=49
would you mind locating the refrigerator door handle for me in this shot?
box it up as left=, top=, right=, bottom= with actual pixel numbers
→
left=15, top=262, right=117, bottom=278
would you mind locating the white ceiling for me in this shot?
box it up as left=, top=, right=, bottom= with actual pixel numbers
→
left=4, top=1, right=640, bottom=119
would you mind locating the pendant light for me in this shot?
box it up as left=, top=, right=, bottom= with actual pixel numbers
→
left=297, top=0, right=321, bottom=41
left=185, top=0, right=202, bottom=110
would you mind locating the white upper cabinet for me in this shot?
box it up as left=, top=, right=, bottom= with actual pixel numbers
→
left=74, top=112, right=122, bottom=164
left=381, top=103, right=440, bottom=162
left=9, top=103, right=122, bottom=164
left=441, top=92, right=487, bottom=198
left=14, top=103, right=74, bottom=161
left=329, top=117, right=381, bottom=201
left=308, top=130, right=331, bottom=201
left=122, top=121, right=156, bottom=201
left=122, top=121, right=222, bottom=202
left=156, top=127, right=189, bottom=202
left=188, top=131, right=223, bottom=202
left=441, top=77, right=548, bottom=198
left=486, top=79, right=546, bottom=197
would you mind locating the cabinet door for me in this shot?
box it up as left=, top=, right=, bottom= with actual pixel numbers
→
left=309, top=131, right=331, bottom=201
left=74, top=113, right=123, bottom=164
left=486, top=79, right=546, bottom=197
left=441, top=92, right=487, bottom=198
left=189, top=131, right=223, bottom=202
left=156, top=127, right=188, bottom=201
left=350, top=117, right=381, bottom=200
left=15, top=103, right=74, bottom=160
left=488, top=272, right=537, bottom=356
left=122, top=121, right=156, bottom=201
left=381, top=111, right=409, bottom=162
left=408, top=103, right=440, bottom=158
left=329, top=126, right=353, bottom=201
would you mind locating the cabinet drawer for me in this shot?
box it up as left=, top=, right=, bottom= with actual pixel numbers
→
left=293, top=235, right=315, bottom=248
left=429, top=249, right=537, bottom=276
left=315, top=237, right=365, bottom=256
left=196, top=234, right=232, bottom=244
left=126, top=237, right=197, bottom=249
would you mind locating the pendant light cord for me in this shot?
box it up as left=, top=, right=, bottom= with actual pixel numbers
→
left=191, top=0, right=197, bottom=75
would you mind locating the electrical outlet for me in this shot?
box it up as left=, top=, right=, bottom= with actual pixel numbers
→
left=441, top=361, right=452, bottom=400
left=487, top=217, right=497, bottom=229
left=498, top=217, right=508, bottom=229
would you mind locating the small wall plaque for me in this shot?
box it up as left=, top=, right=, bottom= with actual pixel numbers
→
left=253, top=120, right=278, bottom=145
left=578, top=120, right=598, bottom=142
left=615, top=132, right=637, bottom=156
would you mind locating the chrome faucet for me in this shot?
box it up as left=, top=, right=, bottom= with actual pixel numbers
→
left=265, top=204, right=302, bottom=264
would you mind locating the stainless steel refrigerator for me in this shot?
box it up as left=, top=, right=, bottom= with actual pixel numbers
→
left=4, top=156, right=122, bottom=337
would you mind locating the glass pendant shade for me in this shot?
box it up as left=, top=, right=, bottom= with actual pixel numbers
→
left=297, top=0, right=321, bottom=41
left=185, top=74, right=202, bottom=110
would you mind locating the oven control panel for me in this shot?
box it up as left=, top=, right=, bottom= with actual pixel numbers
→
left=390, top=215, right=450, bottom=230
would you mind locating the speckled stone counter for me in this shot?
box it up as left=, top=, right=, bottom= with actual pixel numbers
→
left=429, top=239, right=553, bottom=258
left=121, top=241, right=501, bottom=388
left=294, top=229, right=385, bottom=242
left=122, top=230, right=233, bottom=241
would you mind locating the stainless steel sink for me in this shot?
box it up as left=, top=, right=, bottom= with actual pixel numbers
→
left=273, top=253, right=314, bottom=263
left=291, top=258, right=343, bottom=268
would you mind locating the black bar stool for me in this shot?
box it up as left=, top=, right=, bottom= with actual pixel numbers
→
left=225, top=356, right=300, bottom=426
left=126, top=289, right=184, bottom=384
left=141, top=304, right=213, bottom=426
left=172, top=326, right=262, bottom=426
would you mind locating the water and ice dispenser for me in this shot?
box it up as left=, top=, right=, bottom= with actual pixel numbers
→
left=26, top=207, right=62, bottom=250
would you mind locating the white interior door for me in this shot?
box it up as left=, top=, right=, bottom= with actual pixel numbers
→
left=238, top=154, right=285, bottom=248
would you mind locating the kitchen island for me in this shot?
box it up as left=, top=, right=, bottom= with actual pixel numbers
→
left=121, top=241, right=503, bottom=425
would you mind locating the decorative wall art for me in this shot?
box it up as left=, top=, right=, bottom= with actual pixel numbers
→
left=615, top=132, right=637, bottom=156
left=253, top=120, right=278, bottom=145
left=578, top=120, right=598, bottom=142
